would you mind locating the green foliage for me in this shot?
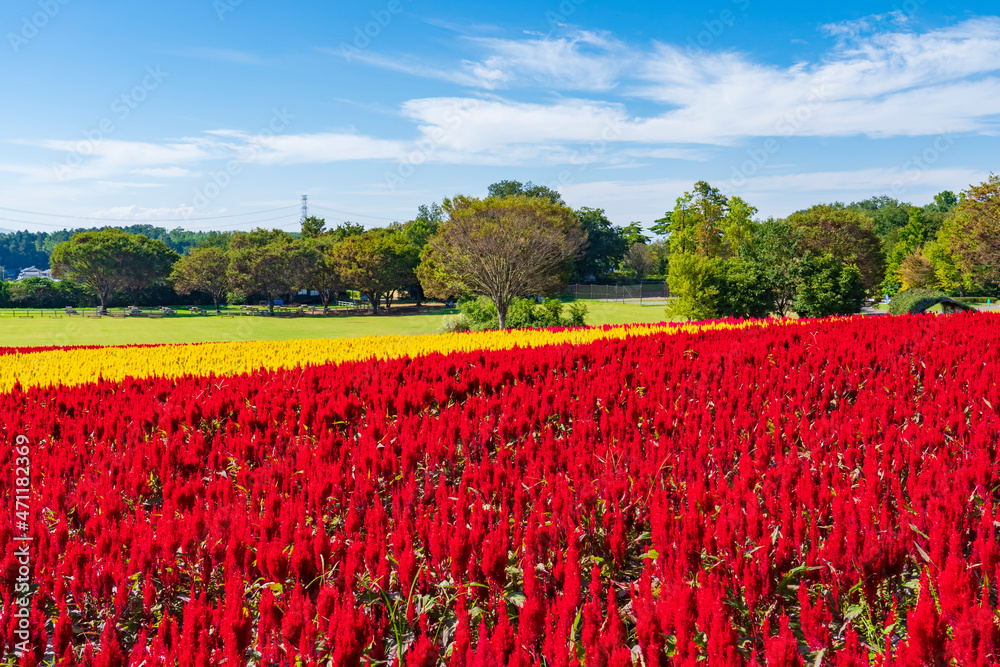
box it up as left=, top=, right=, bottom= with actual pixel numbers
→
left=50, top=228, right=141, bottom=309
left=887, top=288, right=973, bottom=315
left=454, top=296, right=587, bottom=330
left=656, top=181, right=729, bottom=256
left=948, top=174, right=1000, bottom=285
left=665, top=252, right=724, bottom=321
left=572, top=208, right=629, bottom=281
left=3, top=277, right=91, bottom=308
left=717, top=256, right=773, bottom=319
left=0, top=226, right=229, bottom=274
left=883, top=208, right=927, bottom=296
left=487, top=180, right=565, bottom=204
left=171, top=246, right=232, bottom=310
left=325, top=222, right=367, bottom=243
left=228, top=231, right=316, bottom=312
left=419, top=195, right=583, bottom=329
left=333, top=230, right=419, bottom=313
left=792, top=254, right=865, bottom=318
left=620, top=222, right=650, bottom=246
left=785, top=204, right=885, bottom=295
left=300, top=216, right=327, bottom=239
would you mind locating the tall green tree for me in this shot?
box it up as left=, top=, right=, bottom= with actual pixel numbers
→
left=785, top=204, right=885, bottom=296
left=170, top=246, right=231, bottom=312
left=301, top=237, right=345, bottom=313
left=753, top=219, right=802, bottom=317
left=334, top=230, right=419, bottom=314
left=572, top=208, right=629, bottom=281
left=793, top=253, right=865, bottom=318
left=300, top=216, right=327, bottom=239
left=228, top=230, right=315, bottom=314
left=665, top=253, right=723, bottom=321
left=883, top=208, right=927, bottom=296
left=419, top=195, right=584, bottom=329
left=487, top=180, right=565, bottom=205
left=120, top=235, right=180, bottom=307
left=653, top=181, right=729, bottom=257
left=50, top=229, right=136, bottom=311
left=622, top=243, right=654, bottom=281
left=948, top=174, right=1000, bottom=285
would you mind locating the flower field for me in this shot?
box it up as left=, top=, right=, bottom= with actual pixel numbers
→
left=2, top=314, right=1000, bottom=665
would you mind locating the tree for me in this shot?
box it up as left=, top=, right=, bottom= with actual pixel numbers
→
left=717, top=256, right=773, bottom=319
left=621, top=222, right=651, bottom=246
left=333, top=230, right=419, bottom=314
left=300, top=216, right=327, bottom=239
left=170, top=246, right=231, bottom=312
left=326, top=222, right=366, bottom=243
left=785, top=204, right=885, bottom=296
left=792, top=254, right=865, bottom=318
left=883, top=208, right=926, bottom=296
left=653, top=181, right=729, bottom=257
left=899, top=251, right=937, bottom=290
left=487, top=180, right=565, bottom=205
left=228, top=230, right=315, bottom=314
left=120, top=235, right=179, bottom=307
left=399, top=210, right=442, bottom=307
left=648, top=240, right=670, bottom=276
left=752, top=220, right=802, bottom=318
left=664, top=253, right=723, bottom=321
left=572, top=208, right=629, bottom=281
left=622, top=243, right=654, bottom=281
left=419, top=195, right=585, bottom=329
left=948, top=174, right=1000, bottom=284
left=721, top=196, right=758, bottom=258
left=50, top=229, right=136, bottom=311
left=925, top=219, right=971, bottom=295
left=301, top=237, right=345, bottom=313
left=849, top=196, right=911, bottom=239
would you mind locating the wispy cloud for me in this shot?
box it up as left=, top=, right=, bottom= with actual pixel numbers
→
left=171, top=47, right=265, bottom=65
left=8, top=18, right=1000, bottom=186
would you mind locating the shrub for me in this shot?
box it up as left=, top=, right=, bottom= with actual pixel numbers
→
left=717, top=256, right=774, bottom=319
left=793, top=254, right=865, bottom=318
left=888, top=288, right=973, bottom=315
left=447, top=296, right=587, bottom=331
left=665, top=252, right=724, bottom=321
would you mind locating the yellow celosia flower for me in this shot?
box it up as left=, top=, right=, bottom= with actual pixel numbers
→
left=0, top=319, right=812, bottom=393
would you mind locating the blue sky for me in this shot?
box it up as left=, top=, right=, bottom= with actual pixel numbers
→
left=1, top=0, right=998, bottom=233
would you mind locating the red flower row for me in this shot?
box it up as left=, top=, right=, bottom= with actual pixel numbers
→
left=1, top=313, right=999, bottom=665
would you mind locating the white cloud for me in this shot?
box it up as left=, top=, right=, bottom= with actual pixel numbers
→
left=130, top=167, right=194, bottom=177
left=466, top=31, right=633, bottom=91
left=239, top=132, right=409, bottom=164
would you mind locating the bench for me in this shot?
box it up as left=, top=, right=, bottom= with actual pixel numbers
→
left=147, top=312, right=164, bottom=319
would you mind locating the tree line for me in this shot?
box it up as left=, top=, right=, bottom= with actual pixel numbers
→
left=0, top=225, right=228, bottom=277
left=655, top=174, right=999, bottom=320
left=1, top=175, right=996, bottom=327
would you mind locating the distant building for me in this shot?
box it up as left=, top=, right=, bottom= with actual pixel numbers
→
left=16, top=266, right=54, bottom=281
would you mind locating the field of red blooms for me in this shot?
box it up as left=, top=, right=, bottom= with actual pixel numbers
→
left=2, top=314, right=1000, bottom=666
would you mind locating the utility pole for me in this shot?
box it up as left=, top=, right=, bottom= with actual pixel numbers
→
left=300, top=195, right=308, bottom=223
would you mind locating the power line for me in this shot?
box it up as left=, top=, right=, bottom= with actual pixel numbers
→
left=309, top=204, right=401, bottom=223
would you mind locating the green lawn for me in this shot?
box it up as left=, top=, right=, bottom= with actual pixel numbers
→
left=0, top=301, right=673, bottom=347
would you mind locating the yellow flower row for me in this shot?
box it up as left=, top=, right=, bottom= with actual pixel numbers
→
left=0, top=319, right=806, bottom=393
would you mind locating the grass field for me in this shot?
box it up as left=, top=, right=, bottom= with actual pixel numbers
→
left=0, top=301, right=672, bottom=347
